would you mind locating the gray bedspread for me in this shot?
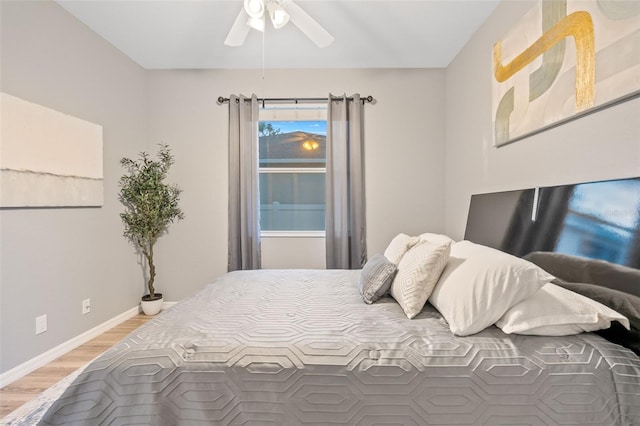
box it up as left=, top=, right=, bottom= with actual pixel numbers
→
left=40, top=270, right=640, bottom=425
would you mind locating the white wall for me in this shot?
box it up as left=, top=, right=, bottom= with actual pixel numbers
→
left=0, top=1, right=148, bottom=373
left=444, top=0, right=640, bottom=240
left=147, top=68, right=447, bottom=300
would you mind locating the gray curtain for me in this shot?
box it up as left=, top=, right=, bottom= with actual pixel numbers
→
left=325, top=94, right=367, bottom=269
left=228, top=94, right=261, bottom=271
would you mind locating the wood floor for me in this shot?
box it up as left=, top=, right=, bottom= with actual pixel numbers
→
left=0, top=314, right=153, bottom=418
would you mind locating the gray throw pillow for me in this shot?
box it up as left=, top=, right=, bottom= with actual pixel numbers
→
left=524, top=251, right=640, bottom=297
left=555, top=280, right=640, bottom=355
left=359, top=254, right=398, bottom=304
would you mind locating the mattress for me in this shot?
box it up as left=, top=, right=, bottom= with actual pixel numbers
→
left=40, top=269, right=640, bottom=425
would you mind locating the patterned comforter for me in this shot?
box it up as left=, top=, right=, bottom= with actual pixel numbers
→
left=41, top=269, right=640, bottom=425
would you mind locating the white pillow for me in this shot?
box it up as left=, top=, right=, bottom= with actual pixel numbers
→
left=390, top=241, right=451, bottom=319
left=496, top=283, right=630, bottom=336
left=418, top=232, right=454, bottom=246
left=428, top=240, right=555, bottom=336
left=383, top=233, right=419, bottom=264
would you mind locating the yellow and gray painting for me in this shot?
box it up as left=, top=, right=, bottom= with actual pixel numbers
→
left=492, top=0, right=639, bottom=146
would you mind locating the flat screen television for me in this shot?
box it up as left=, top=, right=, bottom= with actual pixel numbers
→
left=464, top=177, right=640, bottom=269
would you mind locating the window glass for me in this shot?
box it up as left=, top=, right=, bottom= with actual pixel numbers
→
left=259, top=118, right=326, bottom=232
left=259, top=121, right=326, bottom=168
left=260, top=173, right=325, bottom=231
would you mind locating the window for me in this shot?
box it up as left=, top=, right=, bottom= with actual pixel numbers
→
left=259, top=107, right=327, bottom=234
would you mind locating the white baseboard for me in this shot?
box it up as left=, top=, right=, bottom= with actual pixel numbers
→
left=1, top=305, right=144, bottom=388
left=1, top=301, right=179, bottom=388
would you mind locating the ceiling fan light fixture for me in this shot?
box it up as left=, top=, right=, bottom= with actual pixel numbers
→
left=267, top=2, right=290, bottom=29
left=247, top=15, right=265, bottom=32
left=244, top=0, right=265, bottom=19
left=226, top=0, right=334, bottom=48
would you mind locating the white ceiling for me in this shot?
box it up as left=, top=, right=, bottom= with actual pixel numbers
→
left=55, top=0, right=500, bottom=69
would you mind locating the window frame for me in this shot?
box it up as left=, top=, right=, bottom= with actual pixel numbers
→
left=258, top=105, right=327, bottom=237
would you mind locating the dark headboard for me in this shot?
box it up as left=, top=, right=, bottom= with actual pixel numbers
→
left=464, top=177, right=640, bottom=269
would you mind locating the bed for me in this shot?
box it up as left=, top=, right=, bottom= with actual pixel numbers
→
left=40, top=178, right=640, bottom=425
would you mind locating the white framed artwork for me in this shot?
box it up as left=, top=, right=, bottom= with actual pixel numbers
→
left=0, top=92, right=103, bottom=207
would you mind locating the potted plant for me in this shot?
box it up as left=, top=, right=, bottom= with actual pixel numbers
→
left=119, top=144, right=184, bottom=315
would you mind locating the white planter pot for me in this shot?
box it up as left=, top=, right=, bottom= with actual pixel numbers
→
left=141, top=294, right=163, bottom=316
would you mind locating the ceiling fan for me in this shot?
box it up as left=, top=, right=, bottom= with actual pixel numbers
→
left=224, top=0, right=334, bottom=48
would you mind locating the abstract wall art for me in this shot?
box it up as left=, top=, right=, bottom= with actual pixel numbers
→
left=0, top=92, right=103, bottom=207
left=492, top=0, right=640, bottom=146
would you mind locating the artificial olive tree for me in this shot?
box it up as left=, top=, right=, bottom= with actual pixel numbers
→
left=119, top=144, right=184, bottom=300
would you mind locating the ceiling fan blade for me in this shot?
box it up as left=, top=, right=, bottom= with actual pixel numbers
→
left=224, top=8, right=251, bottom=46
left=281, top=0, right=334, bottom=48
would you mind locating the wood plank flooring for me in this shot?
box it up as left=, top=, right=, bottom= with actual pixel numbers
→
left=0, top=314, right=153, bottom=418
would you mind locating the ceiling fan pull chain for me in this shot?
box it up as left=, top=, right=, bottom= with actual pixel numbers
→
left=262, top=24, right=266, bottom=92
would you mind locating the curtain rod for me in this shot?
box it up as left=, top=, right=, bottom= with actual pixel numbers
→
left=217, top=95, right=374, bottom=106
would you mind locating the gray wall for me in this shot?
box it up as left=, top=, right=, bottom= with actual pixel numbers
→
left=147, top=68, right=447, bottom=300
left=1, top=4, right=448, bottom=373
left=5, top=0, right=638, bottom=376
left=444, top=0, right=640, bottom=240
left=0, top=1, right=148, bottom=373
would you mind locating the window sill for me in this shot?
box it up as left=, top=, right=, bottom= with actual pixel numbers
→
left=261, top=231, right=326, bottom=238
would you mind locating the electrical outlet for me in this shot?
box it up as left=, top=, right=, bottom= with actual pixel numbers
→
left=35, top=314, right=47, bottom=335
left=82, top=298, right=91, bottom=315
